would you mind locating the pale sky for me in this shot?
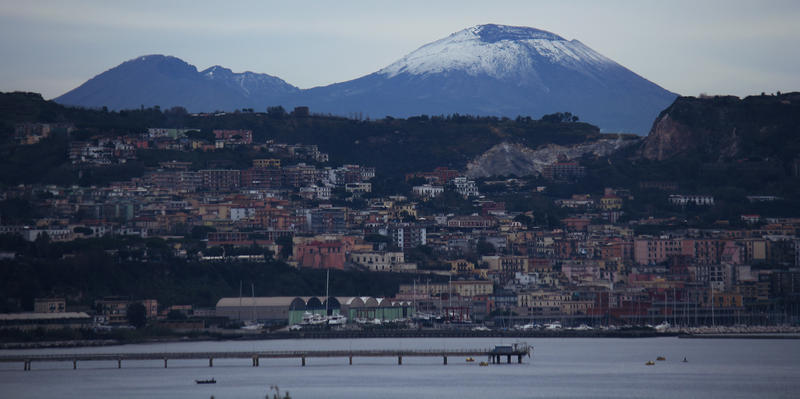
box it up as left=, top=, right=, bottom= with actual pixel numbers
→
left=1, top=0, right=799, bottom=99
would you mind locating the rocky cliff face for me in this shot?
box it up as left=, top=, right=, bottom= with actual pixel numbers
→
left=639, top=93, right=800, bottom=161
left=466, top=138, right=638, bottom=178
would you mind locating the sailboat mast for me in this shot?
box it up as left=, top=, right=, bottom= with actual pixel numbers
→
left=413, top=279, right=416, bottom=317
left=711, top=284, right=715, bottom=326
left=325, top=268, right=330, bottom=316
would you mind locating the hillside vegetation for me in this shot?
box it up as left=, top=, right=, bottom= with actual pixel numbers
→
left=1, top=92, right=603, bottom=185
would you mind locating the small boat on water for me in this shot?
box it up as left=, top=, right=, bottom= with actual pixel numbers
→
left=196, top=378, right=216, bottom=384
left=656, top=356, right=666, bottom=361
left=466, top=357, right=475, bottom=362
left=645, top=361, right=655, bottom=366
left=479, top=361, right=489, bottom=366
left=327, top=314, right=348, bottom=325
left=241, top=320, right=264, bottom=331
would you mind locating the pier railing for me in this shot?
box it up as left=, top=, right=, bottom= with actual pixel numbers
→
left=0, top=345, right=532, bottom=370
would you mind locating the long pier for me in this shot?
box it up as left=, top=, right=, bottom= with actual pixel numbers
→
left=1, top=344, right=531, bottom=370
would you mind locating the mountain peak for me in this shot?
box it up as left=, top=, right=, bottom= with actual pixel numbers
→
left=470, top=24, right=564, bottom=43
left=124, top=54, right=188, bottom=66
left=202, top=65, right=234, bottom=78
left=378, top=23, right=611, bottom=80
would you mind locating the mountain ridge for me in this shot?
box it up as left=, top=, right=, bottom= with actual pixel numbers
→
left=54, top=24, right=678, bottom=133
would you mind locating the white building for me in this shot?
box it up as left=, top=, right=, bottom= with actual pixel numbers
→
left=230, top=207, right=256, bottom=221
left=349, top=251, right=417, bottom=273
left=669, top=194, right=715, bottom=206
left=315, top=185, right=332, bottom=200
left=412, top=184, right=444, bottom=198
left=345, top=182, right=372, bottom=195
left=453, top=177, right=479, bottom=198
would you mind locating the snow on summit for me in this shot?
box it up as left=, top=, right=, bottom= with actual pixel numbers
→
left=379, top=24, right=613, bottom=79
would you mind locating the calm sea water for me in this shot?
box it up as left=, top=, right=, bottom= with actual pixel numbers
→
left=1, top=337, right=798, bottom=399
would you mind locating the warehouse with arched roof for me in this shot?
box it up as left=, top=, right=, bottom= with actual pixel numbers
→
left=215, top=296, right=413, bottom=325
left=215, top=296, right=306, bottom=323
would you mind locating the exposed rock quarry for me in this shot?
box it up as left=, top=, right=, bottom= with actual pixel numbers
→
left=466, top=138, right=638, bottom=178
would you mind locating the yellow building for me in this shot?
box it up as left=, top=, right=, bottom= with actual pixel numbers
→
left=392, top=203, right=418, bottom=219
left=517, top=290, right=570, bottom=314
left=450, top=280, right=493, bottom=298
left=600, top=195, right=623, bottom=210
left=448, top=259, right=476, bottom=276
left=706, top=292, right=744, bottom=308
left=34, top=298, right=65, bottom=313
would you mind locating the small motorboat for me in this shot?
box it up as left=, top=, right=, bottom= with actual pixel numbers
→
left=479, top=361, right=489, bottom=366
left=656, top=356, right=666, bottom=361
left=466, top=357, right=475, bottom=362
left=196, top=378, right=216, bottom=384
left=645, top=361, right=655, bottom=366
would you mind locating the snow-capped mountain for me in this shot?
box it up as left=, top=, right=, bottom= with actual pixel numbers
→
left=201, top=65, right=298, bottom=97
left=55, top=55, right=298, bottom=112
left=379, top=25, right=611, bottom=80
left=55, top=25, right=677, bottom=133
left=299, top=24, right=677, bottom=133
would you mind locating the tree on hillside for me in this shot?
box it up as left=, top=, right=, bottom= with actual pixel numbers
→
left=276, top=235, right=293, bottom=259
left=127, top=302, right=147, bottom=328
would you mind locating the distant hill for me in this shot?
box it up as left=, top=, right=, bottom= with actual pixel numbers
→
left=54, top=24, right=678, bottom=134
left=639, top=93, right=800, bottom=163
left=55, top=55, right=299, bottom=112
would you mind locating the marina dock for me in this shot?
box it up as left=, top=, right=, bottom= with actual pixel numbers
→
left=1, top=343, right=531, bottom=370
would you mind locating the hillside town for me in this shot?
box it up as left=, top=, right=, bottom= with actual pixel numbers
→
left=2, top=122, right=799, bottom=333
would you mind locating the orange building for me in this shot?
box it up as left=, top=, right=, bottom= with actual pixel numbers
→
left=294, top=240, right=345, bottom=270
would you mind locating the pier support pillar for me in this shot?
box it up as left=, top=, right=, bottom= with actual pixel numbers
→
left=256, top=357, right=259, bottom=367
left=518, top=355, right=522, bottom=364
left=73, top=360, right=77, bottom=370
left=398, top=356, right=402, bottom=365
left=164, top=358, right=168, bottom=368
left=117, top=359, right=121, bottom=369
left=507, top=355, right=511, bottom=364
left=209, top=358, right=213, bottom=367
left=443, top=356, right=447, bottom=365
left=349, top=356, right=352, bottom=365
left=301, top=357, right=306, bottom=367
left=23, top=361, right=29, bottom=371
